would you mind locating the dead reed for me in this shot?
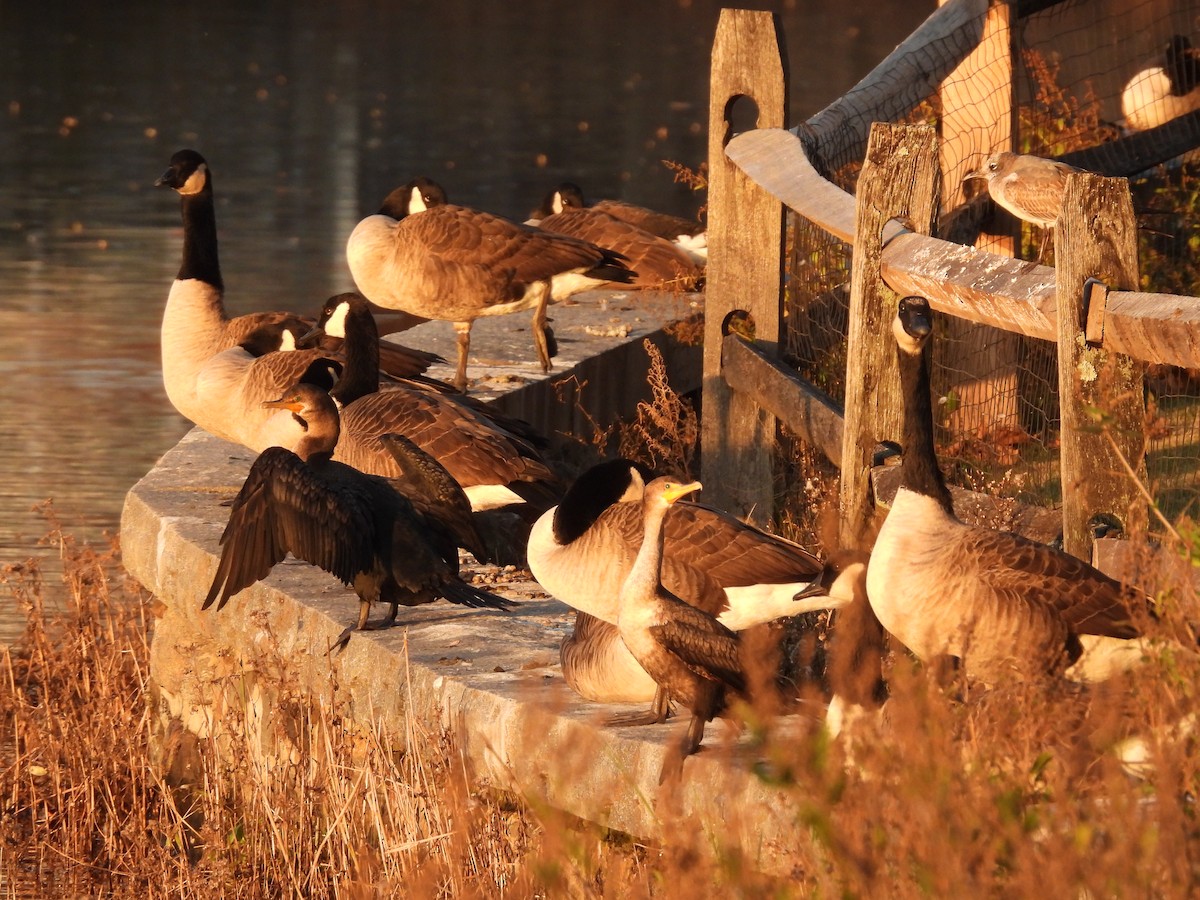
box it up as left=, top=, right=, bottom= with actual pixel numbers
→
left=2, top=506, right=1199, bottom=897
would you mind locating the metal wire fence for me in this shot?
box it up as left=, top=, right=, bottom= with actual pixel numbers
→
left=782, top=0, right=1200, bottom=533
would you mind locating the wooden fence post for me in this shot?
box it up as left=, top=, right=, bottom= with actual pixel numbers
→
left=701, top=8, right=787, bottom=525
left=839, top=123, right=940, bottom=548
left=1055, top=172, right=1147, bottom=559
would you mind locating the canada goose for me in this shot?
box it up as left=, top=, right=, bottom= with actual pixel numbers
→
left=155, top=149, right=437, bottom=445
left=346, top=176, right=635, bottom=392
left=531, top=182, right=707, bottom=264
left=532, top=188, right=702, bottom=291
left=616, top=477, right=746, bottom=783
left=203, top=383, right=511, bottom=648
left=529, top=459, right=840, bottom=708
left=295, top=292, right=563, bottom=517
left=530, top=459, right=831, bottom=629
left=866, top=297, right=1147, bottom=683
left=1122, top=35, right=1200, bottom=132
left=963, top=151, right=1084, bottom=263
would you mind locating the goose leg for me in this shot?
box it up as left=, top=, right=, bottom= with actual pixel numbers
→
left=605, top=685, right=672, bottom=727
left=531, top=295, right=553, bottom=373
left=452, top=321, right=472, bottom=392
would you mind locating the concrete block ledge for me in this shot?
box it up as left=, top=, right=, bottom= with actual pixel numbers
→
left=121, top=298, right=817, bottom=873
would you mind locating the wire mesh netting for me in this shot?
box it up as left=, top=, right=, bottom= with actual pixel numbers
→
left=782, top=0, right=1200, bottom=535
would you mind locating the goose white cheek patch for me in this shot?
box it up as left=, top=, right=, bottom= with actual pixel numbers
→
left=324, top=302, right=350, bottom=338
left=179, top=163, right=208, bottom=195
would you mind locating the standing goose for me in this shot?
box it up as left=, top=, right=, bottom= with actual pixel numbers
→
left=297, top=292, right=563, bottom=516
left=531, top=182, right=707, bottom=265
left=203, top=383, right=511, bottom=647
left=346, top=176, right=635, bottom=392
left=616, top=477, right=747, bottom=783
left=528, top=459, right=841, bottom=709
left=867, top=297, right=1147, bottom=683
left=155, top=149, right=436, bottom=446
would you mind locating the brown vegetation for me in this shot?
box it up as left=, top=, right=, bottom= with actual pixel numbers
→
left=2, top=495, right=1199, bottom=898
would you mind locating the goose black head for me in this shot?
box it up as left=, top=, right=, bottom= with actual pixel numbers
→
left=314, top=291, right=366, bottom=340
left=553, top=458, right=655, bottom=544
left=156, top=148, right=210, bottom=195
left=379, top=176, right=448, bottom=218
left=894, top=296, right=933, bottom=355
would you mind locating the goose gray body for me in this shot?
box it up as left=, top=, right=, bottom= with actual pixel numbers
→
left=533, top=185, right=702, bottom=290
left=866, top=297, right=1146, bottom=683
left=203, top=383, right=510, bottom=643
left=346, top=177, right=635, bottom=391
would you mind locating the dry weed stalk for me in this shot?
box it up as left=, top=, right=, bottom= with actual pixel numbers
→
left=616, top=339, right=700, bottom=478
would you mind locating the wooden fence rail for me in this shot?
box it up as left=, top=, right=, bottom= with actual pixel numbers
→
left=700, top=6, right=1200, bottom=563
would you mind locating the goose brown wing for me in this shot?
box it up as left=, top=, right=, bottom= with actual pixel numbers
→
left=537, top=208, right=700, bottom=288
left=403, top=205, right=628, bottom=289
left=649, top=604, right=745, bottom=694
left=338, top=386, right=556, bottom=490
left=203, top=448, right=376, bottom=611
left=597, top=503, right=728, bottom=614
left=954, top=528, right=1142, bottom=639
left=594, top=199, right=704, bottom=239
left=663, top=504, right=822, bottom=586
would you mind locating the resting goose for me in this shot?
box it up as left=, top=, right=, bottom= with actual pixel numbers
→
left=1122, top=35, right=1200, bottom=132
left=867, top=297, right=1147, bottom=683
left=531, top=182, right=707, bottom=265
left=532, top=187, right=702, bottom=291
left=296, top=292, right=563, bottom=516
left=155, top=149, right=436, bottom=446
left=529, top=459, right=840, bottom=706
left=616, top=477, right=746, bottom=783
left=346, top=176, right=635, bottom=392
left=203, top=383, right=511, bottom=647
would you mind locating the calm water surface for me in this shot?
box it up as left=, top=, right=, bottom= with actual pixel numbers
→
left=0, top=0, right=931, bottom=641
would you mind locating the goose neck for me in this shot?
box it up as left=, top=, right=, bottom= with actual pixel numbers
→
left=899, top=343, right=954, bottom=513
left=178, top=183, right=223, bottom=291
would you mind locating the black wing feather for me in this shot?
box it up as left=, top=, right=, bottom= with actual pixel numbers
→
left=203, top=448, right=376, bottom=610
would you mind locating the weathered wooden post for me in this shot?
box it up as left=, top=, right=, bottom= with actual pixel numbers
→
left=839, top=123, right=940, bottom=548
left=701, top=9, right=787, bottom=525
left=1055, top=172, right=1147, bottom=559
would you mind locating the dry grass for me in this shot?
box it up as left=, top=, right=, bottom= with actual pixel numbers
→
left=2, top=507, right=1199, bottom=897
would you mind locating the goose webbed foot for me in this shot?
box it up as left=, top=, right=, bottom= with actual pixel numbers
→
left=329, top=601, right=395, bottom=654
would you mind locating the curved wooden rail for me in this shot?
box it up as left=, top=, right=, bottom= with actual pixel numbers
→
left=727, top=125, right=1200, bottom=369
